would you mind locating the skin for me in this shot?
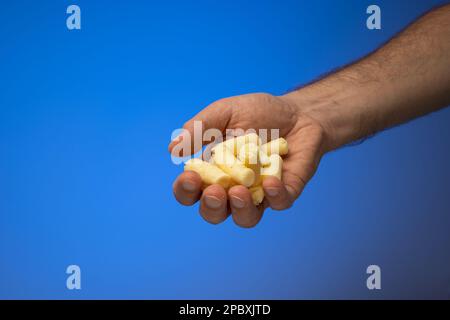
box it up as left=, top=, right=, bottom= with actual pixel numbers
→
left=169, top=4, right=450, bottom=228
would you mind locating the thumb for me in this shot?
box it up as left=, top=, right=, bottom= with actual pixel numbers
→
left=169, top=99, right=233, bottom=157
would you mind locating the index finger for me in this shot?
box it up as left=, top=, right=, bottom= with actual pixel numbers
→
left=168, top=100, right=233, bottom=157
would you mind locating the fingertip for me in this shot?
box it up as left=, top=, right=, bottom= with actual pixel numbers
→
left=178, top=170, right=203, bottom=190
left=202, top=184, right=227, bottom=207
left=262, top=177, right=284, bottom=198
left=231, top=206, right=264, bottom=228
left=228, top=185, right=263, bottom=228
left=169, top=130, right=196, bottom=157
left=168, top=133, right=183, bottom=154
left=168, top=141, right=176, bottom=154
left=262, top=177, right=292, bottom=211
left=199, top=184, right=229, bottom=224
left=173, top=171, right=202, bottom=206
left=228, top=185, right=252, bottom=209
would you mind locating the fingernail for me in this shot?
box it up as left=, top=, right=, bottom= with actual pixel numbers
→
left=182, top=181, right=197, bottom=192
left=230, top=196, right=245, bottom=209
left=204, top=196, right=222, bottom=209
left=265, top=187, right=279, bottom=197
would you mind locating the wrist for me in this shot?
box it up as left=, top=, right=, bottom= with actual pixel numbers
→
left=282, top=77, right=384, bottom=152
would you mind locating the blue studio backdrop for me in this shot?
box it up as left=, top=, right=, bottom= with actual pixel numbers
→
left=1, top=0, right=450, bottom=299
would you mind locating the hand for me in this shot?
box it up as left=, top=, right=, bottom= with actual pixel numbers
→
left=169, top=5, right=450, bottom=228
left=169, top=93, right=329, bottom=228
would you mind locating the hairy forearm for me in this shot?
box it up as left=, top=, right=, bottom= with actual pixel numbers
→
left=283, top=4, right=450, bottom=152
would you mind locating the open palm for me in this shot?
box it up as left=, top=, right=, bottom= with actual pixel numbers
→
left=169, top=93, right=327, bottom=228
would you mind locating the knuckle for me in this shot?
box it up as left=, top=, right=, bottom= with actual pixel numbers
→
left=173, top=184, right=200, bottom=206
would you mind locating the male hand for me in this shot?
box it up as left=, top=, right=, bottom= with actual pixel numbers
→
left=169, top=5, right=450, bottom=228
left=169, top=93, right=328, bottom=228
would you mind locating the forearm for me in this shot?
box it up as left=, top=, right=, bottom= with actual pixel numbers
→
left=283, top=4, right=450, bottom=152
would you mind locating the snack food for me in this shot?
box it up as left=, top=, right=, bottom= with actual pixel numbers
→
left=184, top=134, right=288, bottom=205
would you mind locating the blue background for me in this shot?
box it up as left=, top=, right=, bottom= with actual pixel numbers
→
left=1, top=0, right=449, bottom=299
